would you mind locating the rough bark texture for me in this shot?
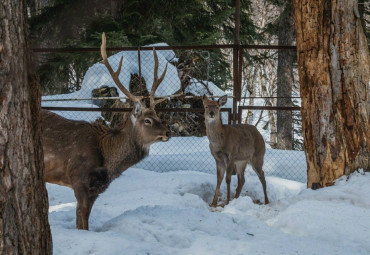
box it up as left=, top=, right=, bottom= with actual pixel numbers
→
left=111, top=0, right=124, bottom=19
left=276, top=4, right=294, bottom=150
left=292, top=0, right=370, bottom=188
left=260, top=68, right=277, bottom=148
left=0, top=0, right=52, bottom=254
left=244, top=65, right=258, bottom=124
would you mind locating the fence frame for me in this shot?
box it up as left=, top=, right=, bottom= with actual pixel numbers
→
left=42, top=106, right=234, bottom=125
left=33, top=0, right=305, bottom=181
left=36, top=44, right=298, bottom=122
left=34, top=0, right=299, bottom=121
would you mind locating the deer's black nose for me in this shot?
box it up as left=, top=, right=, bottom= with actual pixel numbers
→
left=166, top=131, right=172, bottom=138
left=210, top=111, right=215, bottom=118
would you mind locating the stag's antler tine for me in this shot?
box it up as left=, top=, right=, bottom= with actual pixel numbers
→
left=153, top=48, right=168, bottom=88
left=150, top=47, right=168, bottom=108
left=100, top=32, right=138, bottom=103
left=157, top=63, right=168, bottom=86
left=116, top=55, right=123, bottom=77
left=152, top=97, right=167, bottom=106
left=151, top=92, right=184, bottom=107
left=101, top=32, right=108, bottom=60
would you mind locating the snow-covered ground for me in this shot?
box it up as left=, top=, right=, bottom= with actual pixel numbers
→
left=43, top=45, right=369, bottom=255
left=135, top=137, right=307, bottom=183
left=48, top=139, right=370, bottom=255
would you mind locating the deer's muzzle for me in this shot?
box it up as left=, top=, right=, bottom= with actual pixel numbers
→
left=158, top=131, right=171, bottom=142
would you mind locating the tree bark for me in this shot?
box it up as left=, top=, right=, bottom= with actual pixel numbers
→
left=260, top=67, right=277, bottom=148
left=276, top=3, right=294, bottom=150
left=28, top=0, right=42, bottom=17
left=0, top=0, right=52, bottom=254
left=111, top=0, right=124, bottom=19
left=244, top=65, right=259, bottom=124
left=292, top=0, right=370, bottom=188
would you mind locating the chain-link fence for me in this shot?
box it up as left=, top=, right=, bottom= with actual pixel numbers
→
left=36, top=45, right=307, bottom=183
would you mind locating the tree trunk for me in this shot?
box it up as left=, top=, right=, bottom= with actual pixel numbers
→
left=111, top=0, right=124, bottom=19
left=292, top=0, right=370, bottom=188
left=276, top=3, right=294, bottom=150
left=0, top=0, right=52, bottom=254
left=244, top=65, right=259, bottom=124
left=260, top=67, right=277, bottom=148
left=28, top=0, right=42, bottom=16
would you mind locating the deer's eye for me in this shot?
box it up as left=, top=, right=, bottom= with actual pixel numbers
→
left=144, top=118, right=152, bottom=125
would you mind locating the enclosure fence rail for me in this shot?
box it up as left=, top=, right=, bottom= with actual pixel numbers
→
left=35, top=44, right=306, bottom=182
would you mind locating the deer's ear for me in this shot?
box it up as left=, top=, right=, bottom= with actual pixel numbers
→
left=202, top=94, right=209, bottom=103
left=218, top=95, right=227, bottom=106
left=132, top=101, right=143, bottom=119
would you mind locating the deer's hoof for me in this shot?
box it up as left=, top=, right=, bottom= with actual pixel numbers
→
left=209, top=203, right=225, bottom=209
left=209, top=203, right=217, bottom=208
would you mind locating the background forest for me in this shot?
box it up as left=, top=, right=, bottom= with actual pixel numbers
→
left=2, top=1, right=369, bottom=253
left=27, top=0, right=370, bottom=151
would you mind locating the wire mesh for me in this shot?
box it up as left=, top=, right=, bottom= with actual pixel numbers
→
left=37, top=46, right=307, bottom=183
left=238, top=108, right=305, bottom=182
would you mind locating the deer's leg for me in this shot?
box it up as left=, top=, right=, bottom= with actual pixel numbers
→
left=74, top=167, right=108, bottom=230
left=225, top=173, right=231, bottom=204
left=258, top=170, right=269, bottom=204
left=85, top=195, right=98, bottom=227
left=252, top=158, right=269, bottom=204
left=235, top=161, right=247, bottom=199
left=74, top=186, right=92, bottom=230
left=76, top=203, right=82, bottom=229
left=225, top=161, right=235, bottom=205
left=210, top=161, right=225, bottom=207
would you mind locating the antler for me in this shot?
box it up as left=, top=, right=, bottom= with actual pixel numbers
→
left=100, top=32, right=139, bottom=103
left=149, top=48, right=168, bottom=108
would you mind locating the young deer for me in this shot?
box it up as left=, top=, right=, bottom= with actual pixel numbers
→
left=203, top=95, right=269, bottom=207
left=42, top=33, right=171, bottom=230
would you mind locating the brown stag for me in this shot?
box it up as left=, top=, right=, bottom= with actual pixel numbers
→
left=42, top=33, right=171, bottom=230
left=203, top=95, right=269, bottom=207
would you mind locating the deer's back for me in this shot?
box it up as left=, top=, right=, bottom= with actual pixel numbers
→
left=209, top=124, right=265, bottom=162
left=41, top=110, right=103, bottom=186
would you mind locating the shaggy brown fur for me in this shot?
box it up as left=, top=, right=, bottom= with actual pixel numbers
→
left=42, top=104, right=170, bottom=230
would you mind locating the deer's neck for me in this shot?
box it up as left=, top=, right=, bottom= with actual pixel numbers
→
left=205, top=118, right=225, bottom=148
left=98, top=122, right=149, bottom=180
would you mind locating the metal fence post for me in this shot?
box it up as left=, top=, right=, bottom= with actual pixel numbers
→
left=233, top=0, right=241, bottom=124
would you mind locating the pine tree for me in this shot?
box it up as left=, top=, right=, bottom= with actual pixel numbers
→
left=29, top=0, right=257, bottom=95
